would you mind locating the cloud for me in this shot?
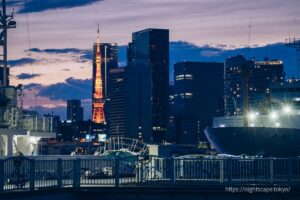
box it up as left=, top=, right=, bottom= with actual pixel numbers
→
left=26, top=105, right=67, bottom=120
left=11, top=0, right=102, bottom=14
left=29, top=47, right=92, bottom=62
left=16, top=73, right=41, bottom=80
left=8, top=58, right=37, bottom=67
left=38, top=77, right=92, bottom=100
left=23, top=83, right=42, bottom=90
left=6, top=0, right=23, bottom=6
left=29, top=48, right=84, bottom=54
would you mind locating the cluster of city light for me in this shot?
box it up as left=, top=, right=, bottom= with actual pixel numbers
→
left=247, top=111, right=259, bottom=120
left=246, top=104, right=293, bottom=128
left=282, top=105, right=292, bottom=114
left=248, top=104, right=292, bottom=119
left=270, top=111, right=278, bottom=119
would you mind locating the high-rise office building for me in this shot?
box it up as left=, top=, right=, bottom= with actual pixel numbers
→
left=127, top=28, right=169, bottom=143
left=108, top=67, right=126, bottom=138
left=249, top=58, right=284, bottom=106
left=174, top=62, right=224, bottom=145
left=125, top=61, right=152, bottom=142
left=224, top=55, right=284, bottom=116
left=67, top=99, right=83, bottom=123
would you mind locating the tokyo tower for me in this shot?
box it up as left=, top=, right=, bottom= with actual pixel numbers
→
left=92, top=26, right=105, bottom=124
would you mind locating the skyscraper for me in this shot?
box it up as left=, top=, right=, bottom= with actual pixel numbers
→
left=92, top=27, right=106, bottom=124
left=125, top=61, right=152, bottom=142
left=127, top=28, right=169, bottom=143
left=67, top=99, right=83, bottom=123
left=174, top=62, right=224, bottom=145
left=224, top=55, right=284, bottom=116
left=108, top=67, right=126, bottom=138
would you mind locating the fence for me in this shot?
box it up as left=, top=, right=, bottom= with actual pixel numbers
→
left=0, top=156, right=300, bottom=192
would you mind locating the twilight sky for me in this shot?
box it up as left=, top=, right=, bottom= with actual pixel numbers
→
left=6, top=0, right=300, bottom=119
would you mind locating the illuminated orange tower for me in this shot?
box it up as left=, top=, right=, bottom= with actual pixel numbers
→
left=92, top=26, right=106, bottom=124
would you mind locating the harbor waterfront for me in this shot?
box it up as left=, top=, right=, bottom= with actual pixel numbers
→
left=1, top=155, right=300, bottom=199
left=1, top=0, right=300, bottom=199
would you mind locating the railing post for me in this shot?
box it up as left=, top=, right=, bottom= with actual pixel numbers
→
left=57, top=159, right=62, bottom=188
left=115, top=156, right=120, bottom=188
left=270, top=158, right=274, bottom=184
left=30, top=159, right=35, bottom=191
left=288, top=158, right=292, bottom=185
left=137, top=157, right=142, bottom=183
left=170, top=157, right=176, bottom=184
left=140, top=162, right=144, bottom=183
left=73, top=158, right=81, bottom=188
left=0, top=159, right=4, bottom=192
left=226, top=158, right=232, bottom=184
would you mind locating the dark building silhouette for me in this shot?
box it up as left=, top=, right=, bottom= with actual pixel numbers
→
left=108, top=67, right=126, bottom=138
left=127, top=28, right=169, bottom=143
left=167, top=85, right=176, bottom=143
left=125, top=61, right=152, bottom=143
left=174, top=62, right=224, bottom=145
left=76, top=120, right=93, bottom=139
left=67, top=99, right=83, bottom=123
left=59, top=121, right=78, bottom=142
left=0, top=67, right=9, bottom=86
left=224, top=55, right=284, bottom=116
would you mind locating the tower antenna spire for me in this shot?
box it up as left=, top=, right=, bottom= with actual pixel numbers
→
left=97, top=23, right=100, bottom=46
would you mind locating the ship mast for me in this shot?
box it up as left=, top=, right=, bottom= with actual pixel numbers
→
left=0, top=0, right=16, bottom=86
left=92, top=25, right=105, bottom=124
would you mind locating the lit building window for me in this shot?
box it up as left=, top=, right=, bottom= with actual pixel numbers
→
left=185, top=74, right=193, bottom=80
left=175, top=75, right=185, bottom=81
left=185, top=93, right=193, bottom=98
left=175, top=74, right=193, bottom=81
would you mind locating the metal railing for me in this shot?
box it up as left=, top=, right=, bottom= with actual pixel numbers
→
left=0, top=156, right=300, bottom=192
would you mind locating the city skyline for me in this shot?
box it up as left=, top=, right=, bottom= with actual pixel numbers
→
left=5, top=0, right=300, bottom=119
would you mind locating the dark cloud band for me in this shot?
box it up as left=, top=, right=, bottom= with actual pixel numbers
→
left=16, top=73, right=41, bottom=80
left=37, top=77, right=92, bottom=100
left=8, top=0, right=102, bottom=14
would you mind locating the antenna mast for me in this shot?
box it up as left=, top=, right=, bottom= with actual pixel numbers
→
left=247, top=21, right=252, bottom=59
